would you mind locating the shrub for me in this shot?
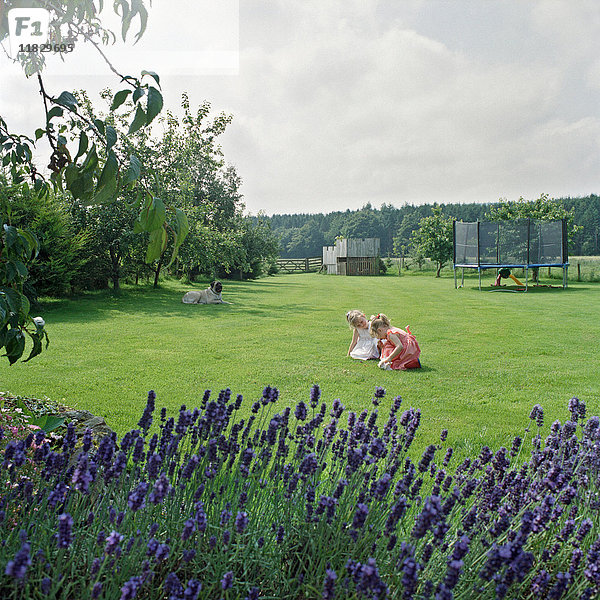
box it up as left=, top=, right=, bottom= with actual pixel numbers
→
left=0, top=388, right=598, bottom=599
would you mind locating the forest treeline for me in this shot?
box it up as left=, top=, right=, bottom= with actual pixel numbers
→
left=264, top=196, right=600, bottom=258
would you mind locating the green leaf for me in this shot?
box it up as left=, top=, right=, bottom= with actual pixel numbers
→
left=93, top=119, right=105, bottom=136
left=5, top=328, right=25, bottom=365
left=17, top=229, right=39, bottom=259
left=128, top=104, right=146, bottom=134
left=146, top=226, right=167, bottom=263
left=0, top=287, right=21, bottom=314
left=166, top=208, right=189, bottom=268
left=132, top=86, right=145, bottom=104
left=141, top=70, right=160, bottom=88
left=28, top=413, right=65, bottom=431
left=146, top=87, right=163, bottom=125
left=20, top=293, right=30, bottom=318
left=75, top=130, right=89, bottom=160
left=47, top=106, right=63, bottom=121
left=81, top=144, right=99, bottom=174
left=134, top=195, right=166, bottom=233
left=111, top=89, right=131, bottom=111
left=23, top=332, right=43, bottom=363
left=94, top=150, right=119, bottom=203
left=133, top=0, right=149, bottom=43
left=123, top=154, right=141, bottom=187
left=35, top=128, right=45, bottom=140
left=3, top=224, right=18, bottom=249
left=56, top=91, right=78, bottom=111
left=106, top=126, right=117, bottom=151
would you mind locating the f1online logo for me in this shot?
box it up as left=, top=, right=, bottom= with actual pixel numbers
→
left=8, top=8, right=50, bottom=56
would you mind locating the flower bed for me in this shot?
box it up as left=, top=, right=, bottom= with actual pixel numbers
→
left=0, top=386, right=598, bottom=599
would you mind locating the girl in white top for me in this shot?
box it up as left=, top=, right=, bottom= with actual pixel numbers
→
left=346, top=310, right=380, bottom=360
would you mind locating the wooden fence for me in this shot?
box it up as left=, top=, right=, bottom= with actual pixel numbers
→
left=276, top=257, right=323, bottom=273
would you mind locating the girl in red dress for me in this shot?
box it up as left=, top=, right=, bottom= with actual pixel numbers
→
left=369, top=313, right=421, bottom=370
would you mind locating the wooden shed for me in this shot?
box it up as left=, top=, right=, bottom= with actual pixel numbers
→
left=322, top=238, right=380, bottom=275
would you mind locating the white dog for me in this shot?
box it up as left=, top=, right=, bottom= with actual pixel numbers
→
left=182, top=280, right=229, bottom=304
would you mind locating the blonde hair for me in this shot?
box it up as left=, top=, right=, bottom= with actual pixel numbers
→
left=346, top=310, right=366, bottom=329
left=369, top=313, right=391, bottom=337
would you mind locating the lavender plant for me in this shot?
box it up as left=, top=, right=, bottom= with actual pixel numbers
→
left=0, top=386, right=599, bottom=599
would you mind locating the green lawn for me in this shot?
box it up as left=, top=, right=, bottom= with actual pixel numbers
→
left=2, top=273, right=598, bottom=455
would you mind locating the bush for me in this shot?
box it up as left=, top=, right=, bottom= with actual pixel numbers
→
left=0, top=388, right=598, bottom=599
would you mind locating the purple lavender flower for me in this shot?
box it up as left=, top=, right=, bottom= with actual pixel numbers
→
left=127, top=482, right=149, bottom=512
left=221, top=570, right=234, bottom=590
left=299, top=452, right=318, bottom=476
left=372, top=387, right=385, bottom=406
left=155, top=543, right=170, bottom=562
left=138, top=390, right=156, bottom=434
left=352, top=503, right=369, bottom=530
left=57, top=513, right=74, bottom=548
left=82, top=428, right=93, bottom=452
left=295, top=402, right=308, bottom=421
left=149, top=473, right=172, bottom=504
left=244, top=587, right=260, bottom=600
left=181, top=519, right=195, bottom=541
left=220, top=508, right=233, bottom=526
left=310, top=384, right=321, bottom=408
left=120, top=576, right=143, bottom=600
left=331, top=399, right=345, bottom=418
left=223, top=529, right=231, bottom=546
left=62, top=421, right=77, bottom=453
left=104, top=531, right=124, bottom=555
left=418, top=445, right=436, bottom=473
left=346, top=558, right=388, bottom=599
left=322, top=567, right=337, bottom=599
left=41, top=576, right=51, bottom=594
left=132, top=436, right=145, bottom=463
left=92, top=583, right=103, bottom=599
left=411, top=496, right=442, bottom=539
left=72, top=453, right=94, bottom=494
left=530, top=404, right=544, bottom=428
left=235, top=511, right=249, bottom=534
left=5, top=541, right=31, bottom=579
left=276, top=525, right=285, bottom=544
left=184, top=579, right=202, bottom=600
left=373, top=473, right=392, bottom=499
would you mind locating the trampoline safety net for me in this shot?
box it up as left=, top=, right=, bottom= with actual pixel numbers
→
left=453, top=219, right=568, bottom=290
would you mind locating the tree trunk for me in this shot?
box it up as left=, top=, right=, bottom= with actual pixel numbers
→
left=153, top=257, right=163, bottom=288
left=109, top=247, right=120, bottom=290
left=436, top=262, right=442, bottom=277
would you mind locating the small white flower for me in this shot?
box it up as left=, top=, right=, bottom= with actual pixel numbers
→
left=33, top=316, right=45, bottom=328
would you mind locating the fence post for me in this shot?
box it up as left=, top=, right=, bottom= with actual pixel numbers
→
left=305, top=257, right=309, bottom=272
left=577, top=263, right=581, bottom=282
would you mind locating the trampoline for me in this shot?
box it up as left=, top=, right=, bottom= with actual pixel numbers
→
left=453, top=219, right=569, bottom=291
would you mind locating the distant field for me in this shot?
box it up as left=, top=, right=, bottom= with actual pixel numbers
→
left=1, top=274, right=598, bottom=457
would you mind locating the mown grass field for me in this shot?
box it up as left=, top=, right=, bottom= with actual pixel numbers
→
left=2, top=273, right=598, bottom=456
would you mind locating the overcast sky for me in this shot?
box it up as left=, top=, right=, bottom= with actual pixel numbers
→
left=2, top=0, right=600, bottom=215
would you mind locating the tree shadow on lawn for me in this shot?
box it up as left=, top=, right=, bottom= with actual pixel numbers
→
left=37, top=281, right=314, bottom=324
left=475, top=285, right=583, bottom=294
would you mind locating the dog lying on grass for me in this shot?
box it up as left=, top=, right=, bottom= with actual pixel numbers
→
left=181, top=280, right=230, bottom=304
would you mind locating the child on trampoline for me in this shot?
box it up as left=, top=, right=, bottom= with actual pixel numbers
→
left=346, top=310, right=380, bottom=361
left=369, top=313, right=421, bottom=370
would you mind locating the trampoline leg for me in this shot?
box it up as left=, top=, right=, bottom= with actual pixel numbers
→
left=462, top=268, right=464, bottom=288
left=478, top=269, right=481, bottom=291
left=525, top=268, right=528, bottom=291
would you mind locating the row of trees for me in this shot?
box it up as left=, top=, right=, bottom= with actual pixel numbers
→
left=2, top=92, right=280, bottom=297
left=269, top=195, right=600, bottom=260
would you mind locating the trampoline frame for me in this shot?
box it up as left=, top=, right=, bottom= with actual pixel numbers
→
left=453, top=219, right=569, bottom=291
